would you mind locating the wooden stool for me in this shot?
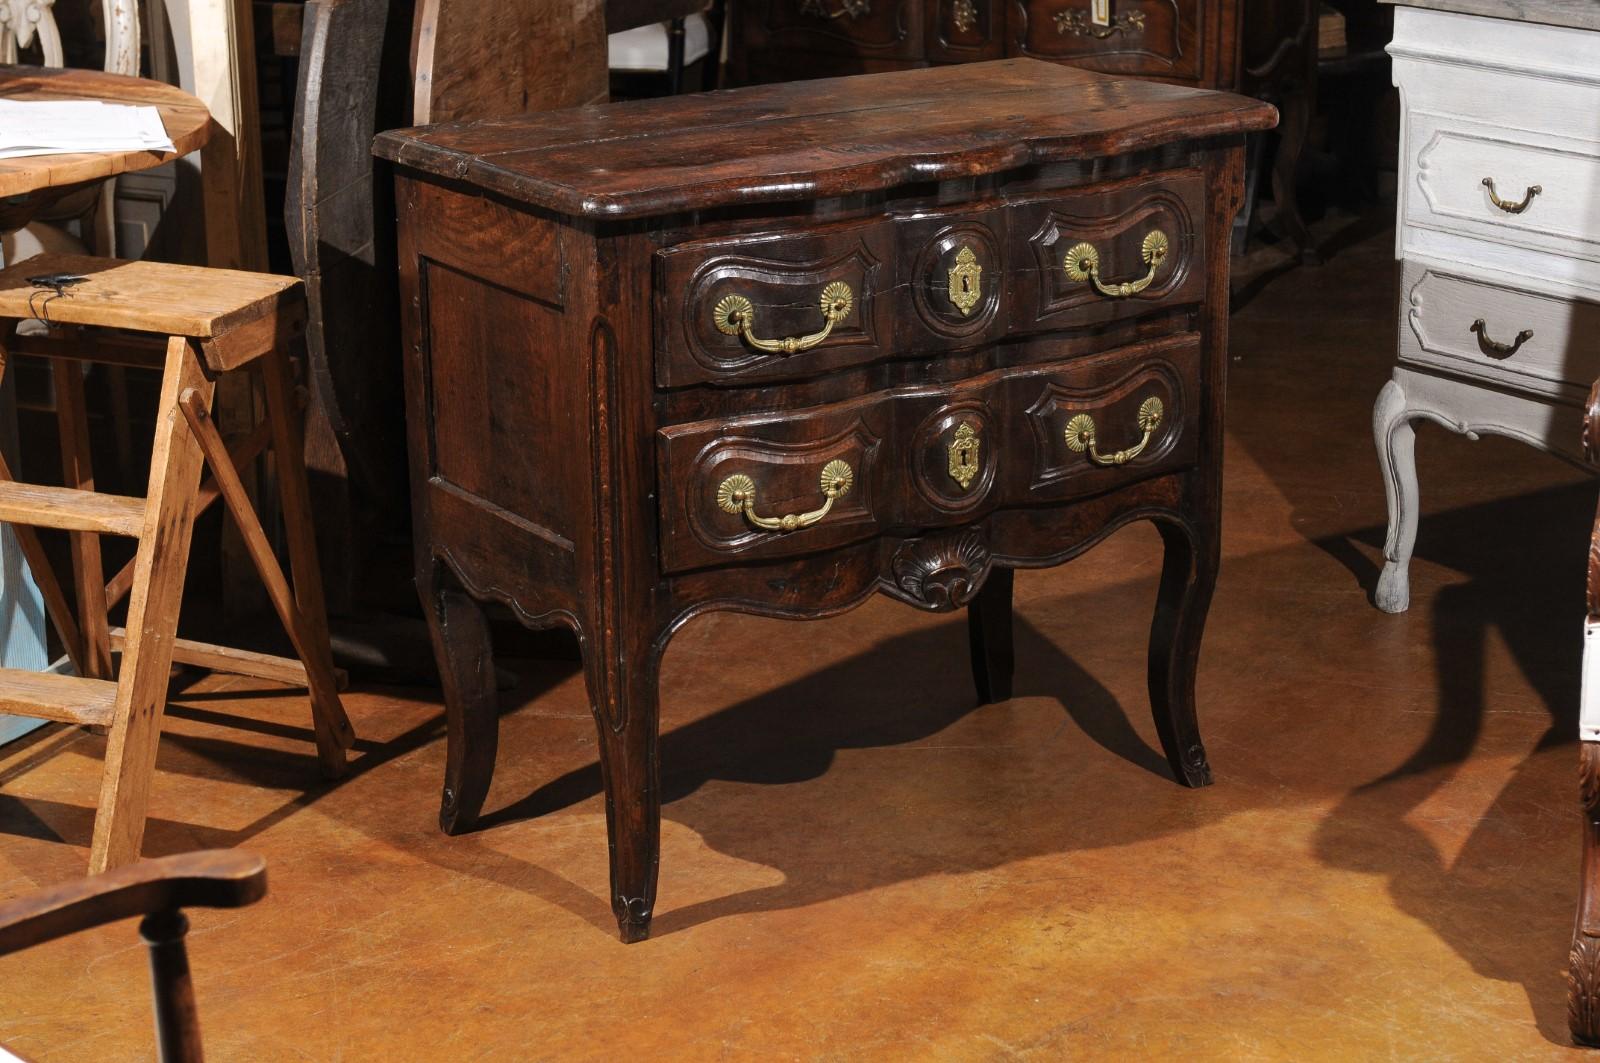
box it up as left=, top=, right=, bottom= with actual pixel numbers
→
left=0, top=253, right=354, bottom=874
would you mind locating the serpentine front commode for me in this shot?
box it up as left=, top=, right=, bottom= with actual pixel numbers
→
left=376, top=58, right=1276, bottom=942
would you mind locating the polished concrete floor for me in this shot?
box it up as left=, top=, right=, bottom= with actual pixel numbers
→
left=1, top=213, right=1596, bottom=1059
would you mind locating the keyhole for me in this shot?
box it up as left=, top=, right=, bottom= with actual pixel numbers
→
left=962, top=276, right=972, bottom=294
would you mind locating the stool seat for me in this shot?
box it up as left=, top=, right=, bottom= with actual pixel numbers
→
left=0, top=253, right=302, bottom=370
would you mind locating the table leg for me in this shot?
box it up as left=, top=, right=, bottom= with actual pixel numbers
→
left=968, top=566, right=1015, bottom=705
left=1571, top=741, right=1600, bottom=1045
left=583, top=637, right=662, bottom=944
left=419, top=559, right=500, bottom=836
left=1148, top=501, right=1218, bottom=789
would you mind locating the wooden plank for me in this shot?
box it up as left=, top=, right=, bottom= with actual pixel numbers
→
left=107, top=626, right=339, bottom=688
left=411, top=0, right=608, bottom=124
left=0, top=668, right=117, bottom=727
left=0, top=481, right=145, bottom=537
left=53, top=354, right=113, bottom=679
left=253, top=0, right=306, bottom=56
left=1381, top=0, right=1600, bottom=31
left=0, top=255, right=300, bottom=340
left=190, top=0, right=271, bottom=273
left=178, top=380, right=354, bottom=775
left=91, top=338, right=214, bottom=874
left=9, top=331, right=170, bottom=370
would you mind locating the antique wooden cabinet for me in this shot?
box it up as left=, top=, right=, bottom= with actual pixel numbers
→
left=376, top=59, right=1275, bottom=942
left=1371, top=0, right=1600, bottom=1044
left=727, top=0, right=1245, bottom=90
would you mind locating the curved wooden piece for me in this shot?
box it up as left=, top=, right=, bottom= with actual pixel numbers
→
left=967, top=565, right=1014, bottom=704
left=410, top=0, right=607, bottom=125
left=1570, top=378, right=1600, bottom=1046
left=1148, top=511, right=1217, bottom=788
left=0, top=850, right=266, bottom=957
left=420, top=557, right=501, bottom=835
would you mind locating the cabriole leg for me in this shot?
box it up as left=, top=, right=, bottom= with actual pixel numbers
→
left=968, top=566, right=1015, bottom=705
left=1374, top=378, right=1419, bottom=614
left=583, top=643, right=661, bottom=943
left=1148, top=513, right=1218, bottom=789
left=420, top=561, right=499, bottom=835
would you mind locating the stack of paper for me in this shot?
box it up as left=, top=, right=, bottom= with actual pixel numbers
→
left=0, top=99, right=176, bottom=161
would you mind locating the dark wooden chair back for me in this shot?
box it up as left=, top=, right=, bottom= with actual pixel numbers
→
left=0, top=851, right=268, bottom=1063
left=605, top=0, right=722, bottom=95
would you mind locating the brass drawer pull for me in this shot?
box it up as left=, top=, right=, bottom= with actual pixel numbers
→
left=1482, top=177, right=1541, bottom=215
left=1470, top=318, right=1533, bottom=359
left=1065, top=397, right=1165, bottom=466
left=1055, top=9, right=1146, bottom=37
left=1064, top=230, right=1169, bottom=299
left=717, top=459, right=855, bottom=532
left=799, top=0, right=871, bottom=20
left=713, top=281, right=854, bottom=355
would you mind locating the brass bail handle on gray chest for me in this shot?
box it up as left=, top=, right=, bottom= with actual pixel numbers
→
left=1064, top=230, right=1169, bottom=298
left=717, top=460, right=855, bottom=532
left=1065, top=397, right=1165, bottom=467
left=713, top=282, right=855, bottom=355
left=1482, top=177, right=1541, bottom=215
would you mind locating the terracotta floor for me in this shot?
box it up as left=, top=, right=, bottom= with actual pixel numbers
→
left=1, top=213, right=1596, bottom=1060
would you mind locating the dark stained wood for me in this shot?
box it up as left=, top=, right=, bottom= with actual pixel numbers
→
left=1241, top=0, right=1319, bottom=262
left=383, top=60, right=1273, bottom=941
left=410, top=0, right=608, bottom=125
left=725, top=0, right=1240, bottom=89
left=0, top=850, right=266, bottom=1063
left=373, top=58, right=1277, bottom=218
left=1571, top=377, right=1600, bottom=1046
left=286, top=0, right=416, bottom=612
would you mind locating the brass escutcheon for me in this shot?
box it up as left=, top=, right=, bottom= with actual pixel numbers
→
left=1055, top=9, right=1146, bottom=37
left=1064, top=230, right=1169, bottom=299
left=716, top=459, right=855, bottom=532
left=947, top=421, right=982, bottom=490
left=947, top=245, right=983, bottom=317
left=1064, top=396, right=1165, bottom=467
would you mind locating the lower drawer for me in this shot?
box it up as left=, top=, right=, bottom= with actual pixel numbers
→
left=656, top=332, right=1201, bottom=573
left=1398, top=258, right=1600, bottom=399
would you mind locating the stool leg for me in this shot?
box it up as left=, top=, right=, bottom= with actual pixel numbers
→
left=258, top=348, right=353, bottom=770
left=91, top=338, right=214, bottom=874
left=53, top=355, right=113, bottom=679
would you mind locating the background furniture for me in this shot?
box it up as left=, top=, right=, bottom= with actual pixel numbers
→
left=726, top=0, right=1244, bottom=89
left=1370, top=1, right=1600, bottom=1044
left=0, top=850, right=266, bottom=1063
left=1373, top=3, right=1600, bottom=614
left=0, top=253, right=353, bottom=872
left=1577, top=377, right=1600, bottom=1046
left=378, top=57, right=1274, bottom=942
left=607, top=0, right=723, bottom=97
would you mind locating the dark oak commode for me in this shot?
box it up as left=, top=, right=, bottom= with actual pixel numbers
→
left=374, top=58, right=1277, bottom=942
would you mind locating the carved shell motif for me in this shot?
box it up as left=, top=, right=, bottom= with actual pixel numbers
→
left=891, top=530, right=992, bottom=612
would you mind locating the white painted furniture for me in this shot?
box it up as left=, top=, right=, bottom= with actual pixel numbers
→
left=1374, top=4, right=1600, bottom=614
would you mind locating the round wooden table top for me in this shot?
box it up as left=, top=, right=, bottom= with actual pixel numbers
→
left=0, top=63, right=212, bottom=200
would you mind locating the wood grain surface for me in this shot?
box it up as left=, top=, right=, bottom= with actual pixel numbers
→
left=375, top=58, right=1278, bottom=218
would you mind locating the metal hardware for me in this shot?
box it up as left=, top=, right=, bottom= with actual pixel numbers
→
left=1470, top=318, right=1534, bottom=359
left=1482, top=177, right=1541, bottom=215
left=716, top=460, right=855, bottom=532
left=1055, top=9, right=1146, bottom=37
left=800, top=0, right=871, bottom=19
left=25, top=272, right=86, bottom=325
left=1064, top=396, right=1165, bottom=466
left=713, top=281, right=855, bottom=355
left=1063, top=230, right=1169, bottom=298
left=952, top=0, right=977, bottom=32
left=946, top=245, right=983, bottom=317
left=947, top=421, right=981, bottom=490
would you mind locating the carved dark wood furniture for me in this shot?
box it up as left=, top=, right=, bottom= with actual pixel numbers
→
left=0, top=850, right=267, bottom=1063
left=725, top=0, right=1243, bottom=88
left=376, top=58, right=1277, bottom=942
left=1574, top=377, right=1600, bottom=1045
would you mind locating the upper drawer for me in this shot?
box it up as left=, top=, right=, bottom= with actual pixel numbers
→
left=1010, top=0, right=1202, bottom=82
left=925, top=0, right=1005, bottom=63
left=655, top=216, right=897, bottom=388
left=1008, top=168, right=1206, bottom=334
left=740, top=0, right=926, bottom=61
left=1405, top=112, right=1600, bottom=266
left=1398, top=258, right=1600, bottom=399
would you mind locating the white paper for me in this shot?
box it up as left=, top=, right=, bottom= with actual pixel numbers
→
left=0, top=99, right=175, bottom=160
